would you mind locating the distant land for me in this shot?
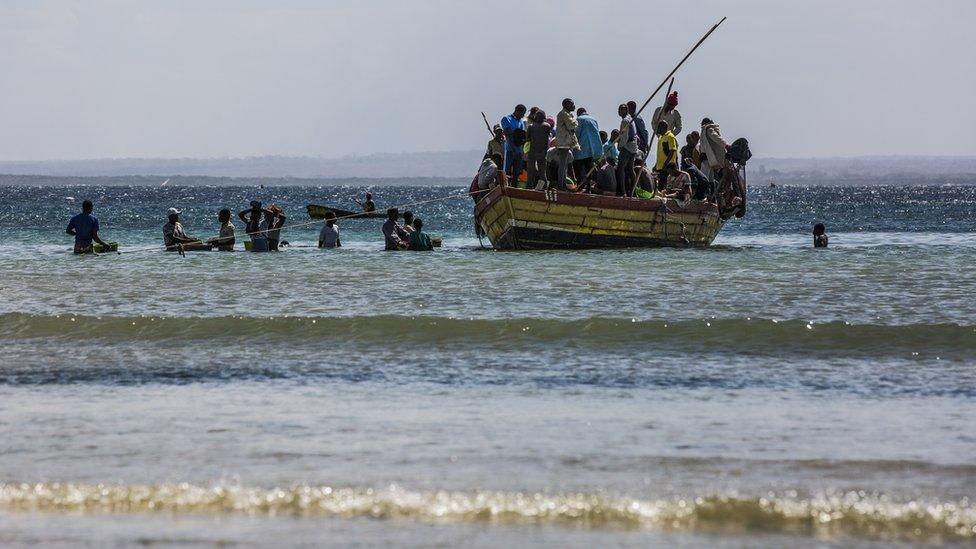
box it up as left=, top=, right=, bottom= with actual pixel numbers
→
left=1, top=152, right=976, bottom=185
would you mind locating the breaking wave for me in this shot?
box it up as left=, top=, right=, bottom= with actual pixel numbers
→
left=0, top=313, right=974, bottom=358
left=0, top=482, right=973, bottom=542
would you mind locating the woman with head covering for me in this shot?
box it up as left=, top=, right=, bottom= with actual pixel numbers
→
left=265, top=204, right=287, bottom=251
left=651, top=91, right=683, bottom=136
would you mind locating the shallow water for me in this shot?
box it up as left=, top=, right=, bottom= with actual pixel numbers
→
left=0, top=182, right=974, bottom=546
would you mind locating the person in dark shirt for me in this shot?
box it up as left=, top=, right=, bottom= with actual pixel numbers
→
left=680, top=131, right=711, bottom=200
left=359, top=192, right=376, bottom=212
left=238, top=201, right=270, bottom=252
left=627, top=100, right=649, bottom=155
left=526, top=110, right=551, bottom=189
left=679, top=131, right=701, bottom=169
left=66, top=200, right=112, bottom=254
left=813, top=224, right=829, bottom=248
left=382, top=208, right=409, bottom=250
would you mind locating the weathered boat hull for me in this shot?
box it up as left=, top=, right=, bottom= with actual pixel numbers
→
left=474, top=186, right=725, bottom=250
left=306, top=204, right=385, bottom=219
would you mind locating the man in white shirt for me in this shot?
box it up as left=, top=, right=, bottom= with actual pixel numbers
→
left=162, top=207, right=209, bottom=251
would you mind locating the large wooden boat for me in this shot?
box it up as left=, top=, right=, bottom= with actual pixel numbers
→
left=474, top=182, right=742, bottom=250
left=306, top=204, right=385, bottom=219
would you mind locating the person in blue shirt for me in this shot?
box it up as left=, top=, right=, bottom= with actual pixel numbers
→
left=573, top=107, right=602, bottom=187
left=602, top=129, right=620, bottom=162
left=500, top=104, right=527, bottom=182
left=66, top=200, right=111, bottom=254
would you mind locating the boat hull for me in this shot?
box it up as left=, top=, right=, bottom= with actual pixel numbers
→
left=306, top=204, right=385, bottom=219
left=474, top=186, right=725, bottom=250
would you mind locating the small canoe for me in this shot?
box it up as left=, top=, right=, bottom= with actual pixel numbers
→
left=307, top=204, right=385, bottom=219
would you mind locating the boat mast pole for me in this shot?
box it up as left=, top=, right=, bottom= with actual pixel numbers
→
left=481, top=112, right=494, bottom=137
left=634, top=16, right=727, bottom=119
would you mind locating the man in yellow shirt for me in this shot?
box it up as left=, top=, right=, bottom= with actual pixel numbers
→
left=654, top=120, right=679, bottom=191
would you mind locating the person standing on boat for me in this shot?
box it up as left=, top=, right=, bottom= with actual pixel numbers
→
left=265, top=204, right=286, bottom=251
left=680, top=131, right=702, bottom=169
left=573, top=107, right=601, bottom=187
left=554, top=98, right=579, bottom=191
left=651, top=91, right=682, bottom=136
left=627, top=101, right=650, bottom=155
left=485, top=125, right=505, bottom=162
left=206, top=208, right=236, bottom=251
left=526, top=110, right=551, bottom=189
left=382, top=208, right=409, bottom=250
left=654, top=120, right=679, bottom=190
left=616, top=103, right=639, bottom=196
left=318, top=211, right=341, bottom=249
left=362, top=192, right=376, bottom=212
left=163, top=208, right=207, bottom=251
left=501, top=105, right=527, bottom=182
left=699, top=117, right=730, bottom=181
left=238, top=201, right=269, bottom=252
left=66, top=199, right=112, bottom=254
left=680, top=131, right=711, bottom=199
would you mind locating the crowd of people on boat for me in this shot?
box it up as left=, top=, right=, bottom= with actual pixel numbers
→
left=65, top=193, right=437, bottom=254
left=476, top=92, right=748, bottom=204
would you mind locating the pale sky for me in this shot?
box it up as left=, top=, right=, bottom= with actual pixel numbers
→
left=1, top=0, right=974, bottom=161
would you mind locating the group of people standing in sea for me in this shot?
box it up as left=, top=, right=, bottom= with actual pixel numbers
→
left=65, top=192, right=437, bottom=254
left=477, top=91, right=738, bottom=203
left=159, top=201, right=288, bottom=253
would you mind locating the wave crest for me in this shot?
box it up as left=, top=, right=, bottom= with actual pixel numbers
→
left=1, top=482, right=973, bottom=542
left=1, top=313, right=974, bottom=358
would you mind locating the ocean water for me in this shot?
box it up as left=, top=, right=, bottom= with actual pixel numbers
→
left=1, top=181, right=975, bottom=547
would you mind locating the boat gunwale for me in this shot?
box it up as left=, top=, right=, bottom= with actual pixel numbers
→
left=474, top=185, right=720, bottom=219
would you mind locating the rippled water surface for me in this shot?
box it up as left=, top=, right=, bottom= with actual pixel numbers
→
left=1, top=181, right=974, bottom=547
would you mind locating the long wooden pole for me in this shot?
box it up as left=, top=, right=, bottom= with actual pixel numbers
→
left=481, top=112, right=494, bottom=137
left=634, top=16, right=726, bottom=119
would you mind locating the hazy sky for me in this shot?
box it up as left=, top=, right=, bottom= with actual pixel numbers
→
left=1, top=0, right=974, bottom=161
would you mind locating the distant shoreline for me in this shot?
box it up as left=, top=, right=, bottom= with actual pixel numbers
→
left=2, top=152, right=976, bottom=180
left=0, top=174, right=469, bottom=187
left=2, top=173, right=976, bottom=187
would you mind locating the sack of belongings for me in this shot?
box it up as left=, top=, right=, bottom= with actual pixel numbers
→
left=729, top=138, right=752, bottom=165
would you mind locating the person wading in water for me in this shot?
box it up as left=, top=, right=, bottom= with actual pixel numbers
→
left=239, top=201, right=270, bottom=252
left=66, top=199, right=112, bottom=254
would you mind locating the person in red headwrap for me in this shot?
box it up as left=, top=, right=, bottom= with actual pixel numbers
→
left=652, top=90, right=683, bottom=137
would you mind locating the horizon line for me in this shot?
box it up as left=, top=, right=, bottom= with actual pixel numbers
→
left=1, top=152, right=976, bottom=164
